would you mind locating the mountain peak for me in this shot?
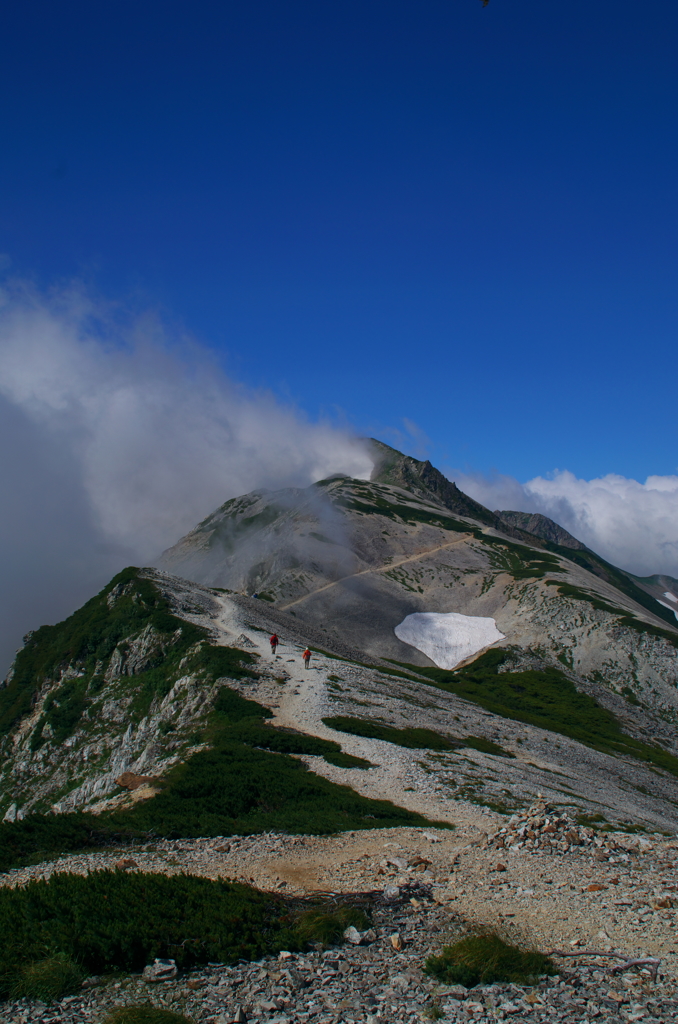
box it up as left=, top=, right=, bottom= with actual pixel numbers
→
left=368, top=439, right=497, bottom=528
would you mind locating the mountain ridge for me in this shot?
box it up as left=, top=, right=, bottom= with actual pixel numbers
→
left=2, top=439, right=678, bottom=845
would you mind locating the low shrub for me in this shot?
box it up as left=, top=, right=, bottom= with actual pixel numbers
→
left=0, top=870, right=299, bottom=996
left=425, top=933, right=556, bottom=987
left=323, top=751, right=372, bottom=769
left=322, top=717, right=457, bottom=751
left=0, top=872, right=381, bottom=998
left=103, top=1006, right=193, bottom=1024
left=111, top=741, right=432, bottom=837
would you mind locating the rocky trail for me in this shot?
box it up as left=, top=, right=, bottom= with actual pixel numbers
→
left=3, top=808, right=678, bottom=1024
left=4, top=589, right=678, bottom=1022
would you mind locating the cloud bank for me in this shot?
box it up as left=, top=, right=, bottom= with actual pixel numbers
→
left=0, top=281, right=372, bottom=674
left=452, top=467, right=678, bottom=580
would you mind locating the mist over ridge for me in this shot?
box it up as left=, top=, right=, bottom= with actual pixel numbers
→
left=1, top=280, right=678, bottom=676
left=0, top=281, right=372, bottom=675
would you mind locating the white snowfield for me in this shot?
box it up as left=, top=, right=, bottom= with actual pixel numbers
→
left=664, top=591, right=678, bottom=603
left=394, top=611, right=506, bottom=670
left=658, top=595, right=678, bottom=622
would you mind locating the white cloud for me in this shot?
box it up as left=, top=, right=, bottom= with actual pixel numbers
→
left=0, top=280, right=372, bottom=673
left=453, top=466, right=678, bottom=579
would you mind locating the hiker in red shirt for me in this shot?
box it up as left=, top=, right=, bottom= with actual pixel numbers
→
left=270, top=634, right=279, bottom=655
left=302, top=647, right=312, bottom=669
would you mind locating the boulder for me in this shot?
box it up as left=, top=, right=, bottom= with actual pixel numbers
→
left=142, top=958, right=178, bottom=982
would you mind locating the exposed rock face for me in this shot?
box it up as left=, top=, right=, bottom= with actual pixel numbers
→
left=0, top=569, right=231, bottom=820
left=494, top=510, right=588, bottom=551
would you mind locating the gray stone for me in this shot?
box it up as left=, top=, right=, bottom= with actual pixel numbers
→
left=142, top=957, right=178, bottom=982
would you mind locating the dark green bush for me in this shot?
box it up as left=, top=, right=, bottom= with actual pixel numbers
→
left=425, top=933, right=556, bottom=987
left=191, top=644, right=258, bottom=682
left=0, top=872, right=381, bottom=998
left=212, top=686, right=271, bottom=722
left=103, top=1008, right=193, bottom=1024
left=0, top=870, right=298, bottom=995
left=322, top=716, right=457, bottom=751
left=0, top=814, right=146, bottom=875
left=108, top=741, right=434, bottom=838
left=323, top=751, right=372, bottom=769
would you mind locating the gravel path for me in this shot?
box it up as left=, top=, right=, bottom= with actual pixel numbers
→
left=3, top=819, right=678, bottom=1023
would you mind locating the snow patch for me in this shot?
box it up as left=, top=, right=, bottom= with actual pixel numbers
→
left=394, top=612, right=506, bottom=670
left=657, top=599, right=678, bottom=623
left=663, top=591, right=678, bottom=603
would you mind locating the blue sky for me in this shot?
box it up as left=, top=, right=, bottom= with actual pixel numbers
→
left=1, top=0, right=676, bottom=483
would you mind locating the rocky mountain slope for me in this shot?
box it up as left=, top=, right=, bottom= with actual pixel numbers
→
left=1, top=441, right=678, bottom=837
left=158, top=440, right=678, bottom=712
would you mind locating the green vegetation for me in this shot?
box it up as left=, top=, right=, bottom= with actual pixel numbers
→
left=391, top=650, right=678, bottom=778
left=8, top=952, right=84, bottom=1002
left=0, top=567, right=208, bottom=739
left=323, top=716, right=458, bottom=751
left=211, top=690, right=369, bottom=767
left=0, top=566, right=426, bottom=872
left=544, top=580, right=678, bottom=648
left=108, top=738, right=426, bottom=840
left=462, top=735, right=515, bottom=758
left=622, top=686, right=641, bottom=707
left=334, top=491, right=473, bottom=534
left=0, top=871, right=297, bottom=997
left=322, top=717, right=513, bottom=759
left=293, top=904, right=370, bottom=947
left=0, top=870, right=377, bottom=1000
left=543, top=541, right=678, bottom=632
left=0, top=684, right=436, bottom=873
left=103, top=1008, right=193, bottom=1024
left=425, top=933, right=556, bottom=987
left=324, top=751, right=373, bottom=769
left=191, top=644, right=259, bottom=682
left=484, top=539, right=560, bottom=580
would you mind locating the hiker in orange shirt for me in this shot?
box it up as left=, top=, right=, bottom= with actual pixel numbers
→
left=302, top=647, right=311, bottom=669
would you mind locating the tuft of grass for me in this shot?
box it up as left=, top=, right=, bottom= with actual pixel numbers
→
left=425, top=933, right=556, bottom=987
left=576, top=812, right=609, bottom=829
left=322, top=716, right=458, bottom=751
left=293, top=905, right=370, bottom=947
left=9, top=953, right=84, bottom=1002
left=103, top=1006, right=193, bottom=1024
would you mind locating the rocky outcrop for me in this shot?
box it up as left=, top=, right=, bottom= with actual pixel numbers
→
left=495, top=510, right=587, bottom=550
